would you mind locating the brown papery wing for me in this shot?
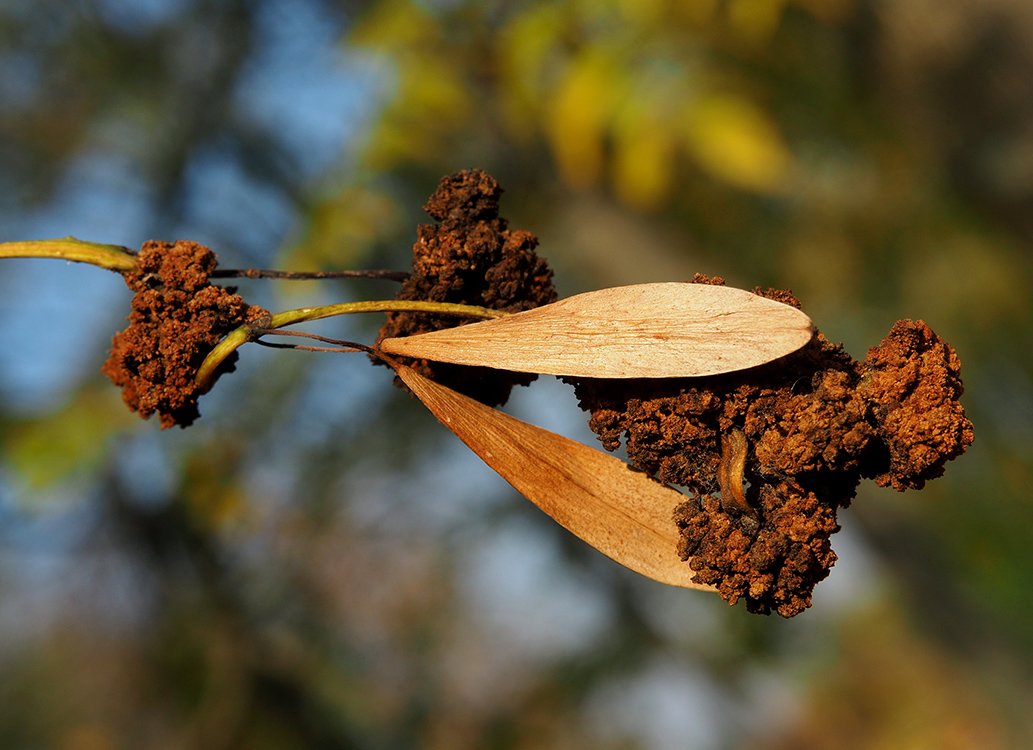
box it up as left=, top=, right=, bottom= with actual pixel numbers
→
left=380, top=282, right=814, bottom=378
left=394, top=364, right=715, bottom=592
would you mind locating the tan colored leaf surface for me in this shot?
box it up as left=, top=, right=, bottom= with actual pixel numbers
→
left=381, top=282, right=813, bottom=378
left=395, top=365, right=715, bottom=592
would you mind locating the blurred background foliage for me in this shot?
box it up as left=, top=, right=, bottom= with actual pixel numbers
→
left=1, top=0, right=1032, bottom=747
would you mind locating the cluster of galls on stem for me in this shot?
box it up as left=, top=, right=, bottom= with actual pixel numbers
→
left=101, top=169, right=558, bottom=426
left=375, top=173, right=972, bottom=617
left=102, top=240, right=268, bottom=428
left=375, top=169, right=557, bottom=405
left=92, top=169, right=972, bottom=618
left=569, top=277, right=973, bottom=617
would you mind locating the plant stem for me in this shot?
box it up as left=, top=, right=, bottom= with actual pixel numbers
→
left=212, top=268, right=409, bottom=281
left=0, top=239, right=409, bottom=282
left=250, top=327, right=375, bottom=353
left=195, top=299, right=508, bottom=392
left=0, top=237, right=137, bottom=272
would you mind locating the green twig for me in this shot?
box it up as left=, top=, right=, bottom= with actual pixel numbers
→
left=0, top=237, right=137, bottom=272
left=195, top=299, right=507, bottom=393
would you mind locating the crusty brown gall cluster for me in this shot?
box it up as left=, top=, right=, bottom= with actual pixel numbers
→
left=377, top=169, right=557, bottom=406
left=102, top=240, right=267, bottom=428
left=859, top=319, right=972, bottom=491
left=571, top=276, right=974, bottom=617
left=86, top=171, right=971, bottom=619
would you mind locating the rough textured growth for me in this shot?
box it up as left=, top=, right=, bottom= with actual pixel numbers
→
left=859, top=319, right=974, bottom=491
left=102, top=240, right=267, bottom=428
left=377, top=169, right=557, bottom=406
left=675, top=480, right=841, bottom=617
left=571, top=277, right=973, bottom=617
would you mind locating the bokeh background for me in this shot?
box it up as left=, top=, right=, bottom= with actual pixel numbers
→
left=2, top=1, right=1032, bottom=748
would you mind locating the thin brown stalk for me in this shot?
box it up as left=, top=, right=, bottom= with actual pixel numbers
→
left=212, top=268, right=409, bottom=282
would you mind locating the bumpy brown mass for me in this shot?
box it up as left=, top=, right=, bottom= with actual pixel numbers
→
left=102, top=240, right=267, bottom=428
left=376, top=169, right=556, bottom=406
left=859, top=319, right=973, bottom=491
left=571, top=276, right=973, bottom=617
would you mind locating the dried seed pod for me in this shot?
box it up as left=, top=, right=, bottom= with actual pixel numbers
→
left=394, top=363, right=714, bottom=592
left=380, top=282, right=815, bottom=378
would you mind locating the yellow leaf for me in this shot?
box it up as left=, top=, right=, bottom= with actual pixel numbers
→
left=364, top=55, right=474, bottom=169
left=380, top=282, right=814, bottom=378
left=676, top=0, right=719, bottom=26
left=613, top=108, right=677, bottom=210
left=728, top=0, right=788, bottom=45
left=349, top=0, right=472, bottom=169
left=394, top=365, right=714, bottom=591
left=546, top=49, right=623, bottom=188
left=498, top=4, right=566, bottom=140
left=349, top=0, right=434, bottom=52
left=682, top=93, right=792, bottom=193
left=614, top=0, right=665, bottom=25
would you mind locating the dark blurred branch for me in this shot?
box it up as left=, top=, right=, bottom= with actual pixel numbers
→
left=213, top=267, right=408, bottom=281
